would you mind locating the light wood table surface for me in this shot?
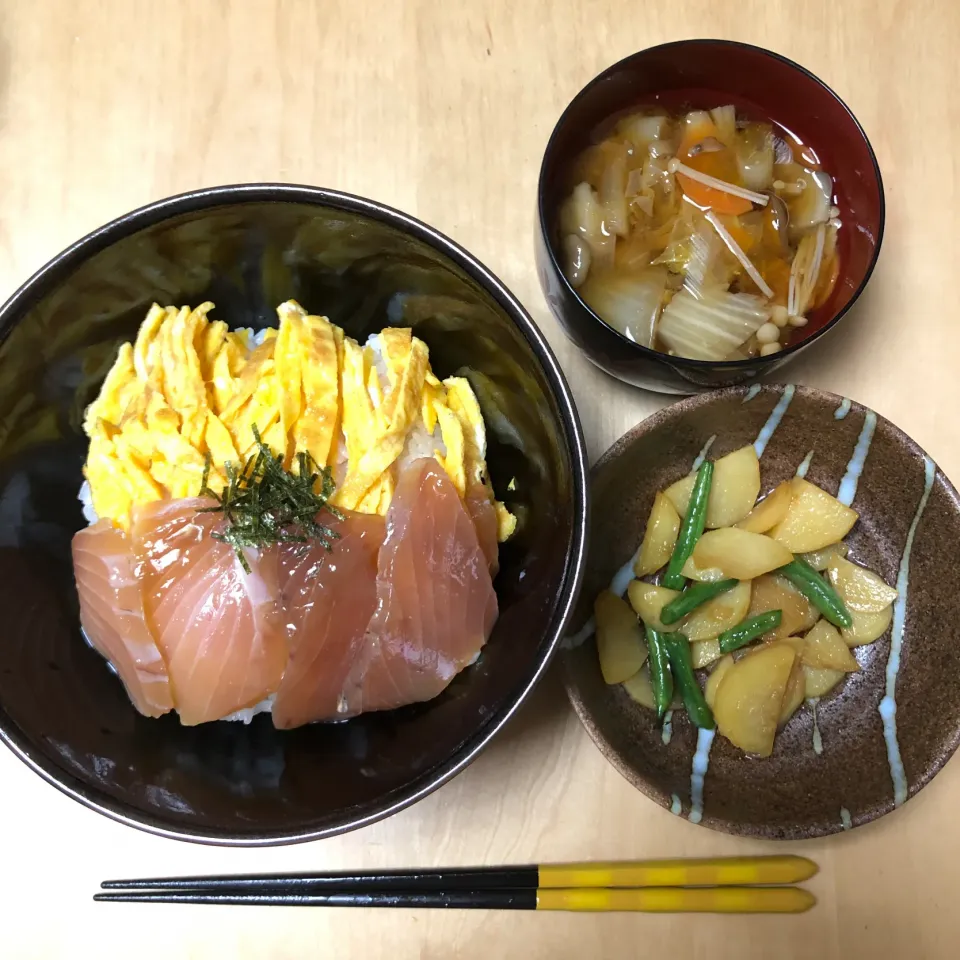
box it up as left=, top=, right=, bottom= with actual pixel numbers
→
left=1, top=2, right=957, bottom=957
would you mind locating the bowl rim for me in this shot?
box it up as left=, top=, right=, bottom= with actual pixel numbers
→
left=536, top=37, right=886, bottom=369
left=0, top=183, right=591, bottom=845
left=560, top=382, right=960, bottom=839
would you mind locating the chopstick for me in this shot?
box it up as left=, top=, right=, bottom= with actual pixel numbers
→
left=94, top=886, right=815, bottom=913
left=101, top=855, right=815, bottom=892
left=96, top=856, right=818, bottom=914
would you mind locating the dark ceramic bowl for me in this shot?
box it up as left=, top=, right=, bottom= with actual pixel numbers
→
left=536, top=40, right=885, bottom=394
left=0, top=184, right=588, bottom=844
left=561, top=384, right=960, bottom=839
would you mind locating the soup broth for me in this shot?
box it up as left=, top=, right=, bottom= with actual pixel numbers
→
left=557, top=99, right=841, bottom=361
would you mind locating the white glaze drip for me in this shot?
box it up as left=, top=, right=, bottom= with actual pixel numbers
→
left=840, top=807, right=852, bottom=830
left=809, top=697, right=823, bottom=755
left=691, top=435, right=717, bottom=471
left=688, top=728, right=715, bottom=824
left=834, top=397, right=852, bottom=420
left=661, top=711, right=673, bottom=745
left=753, top=385, right=796, bottom=457
left=742, top=383, right=762, bottom=403
left=795, top=450, right=815, bottom=479
left=670, top=793, right=682, bottom=815
left=561, top=618, right=596, bottom=649
left=837, top=411, right=877, bottom=506
left=610, top=551, right=640, bottom=598
left=879, top=456, right=936, bottom=807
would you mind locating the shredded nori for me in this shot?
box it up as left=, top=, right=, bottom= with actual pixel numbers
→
left=198, top=425, right=342, bottom=572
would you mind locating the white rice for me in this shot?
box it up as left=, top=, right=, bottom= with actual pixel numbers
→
left=221, top=694, right=276, bottom=724
left=78, top=479, right=98, bottom=525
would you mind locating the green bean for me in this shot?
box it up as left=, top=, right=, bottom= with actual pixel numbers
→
left=718, top=610, right=783, bottom=654
left=644, top=626, right=674, bottom=719
left=660, top=578, right=738, bottom=625
left=662, top=461, right=713, bottom=590
left=777, top=558, right=853, bottom=629
left=663, top=632, right=715, bottom=730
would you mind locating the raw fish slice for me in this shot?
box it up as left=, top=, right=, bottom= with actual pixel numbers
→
left=131, top=498, right=287, bottom=726
left=271, top=511, right=385, bottom=729
left=339, top=458, right=497, bottom=716
left=465, top=482, right=500, bottom=575
left=71, top=520, right=173, bottom=718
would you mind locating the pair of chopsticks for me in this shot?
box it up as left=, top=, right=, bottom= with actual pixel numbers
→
left=96, top=855, right=817, bottom=913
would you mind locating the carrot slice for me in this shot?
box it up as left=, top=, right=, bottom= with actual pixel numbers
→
left=675, top=173, right=753, bottom=215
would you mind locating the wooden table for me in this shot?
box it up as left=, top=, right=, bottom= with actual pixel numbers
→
left=1, top=2, right=957, bottom=957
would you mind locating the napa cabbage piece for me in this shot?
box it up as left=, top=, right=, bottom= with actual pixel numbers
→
left=680, top=220, right=736, bottom=298
left=579, top=267, right=668, bottom=347
left=616, top=112, right=674, bottom=155
left=788, top=169, right=833, bottom=237
left=559, top=182, right=615, bottom=273
left=735, top=124, right=775, bottom=192
left=709, top=104, right=737, bottom=145
left=657, top=288, right=770, bottom=360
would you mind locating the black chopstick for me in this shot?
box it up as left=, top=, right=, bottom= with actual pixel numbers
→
left=95, top=889, right=535, bottom=909
left=101, top=865, right=538, bottom=893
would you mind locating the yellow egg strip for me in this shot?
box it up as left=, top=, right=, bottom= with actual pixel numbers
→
left=444, top=377, right=487, bottom=486
left=131, top=305, right=166, bottom=385
left=293, top=315, right=342, bottom=470
left=274, top=302, right=306, bottom=467
left=435, top=403, right=466, bottom=498
left=82, top=300, right=515, bottom=540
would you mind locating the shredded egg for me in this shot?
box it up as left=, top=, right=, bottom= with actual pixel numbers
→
left=82, top=300, right=516, bottom=539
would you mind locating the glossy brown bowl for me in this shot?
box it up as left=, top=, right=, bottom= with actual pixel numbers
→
left=536, top=40, right=885, bottom=394
left=561, top=384, right=960, bottom=839
left=0, top=184, right=589, bottom=844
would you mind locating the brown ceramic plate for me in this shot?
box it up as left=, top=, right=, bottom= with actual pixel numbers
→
left=561, top=384, right=960, bottom=839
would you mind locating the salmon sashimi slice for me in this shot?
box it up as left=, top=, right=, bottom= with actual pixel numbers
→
left=131, top=498, right=287, bottom=726
left=465, top=481, right=500, bottom=575
left=271, top=511, right=385, bottom=729
left=71, top=519, right=173, bottom=718
left=337, top=458, right=498, bottom=717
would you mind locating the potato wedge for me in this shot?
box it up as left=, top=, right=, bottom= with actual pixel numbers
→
left=777, top=635, right=807, bottom=657
left=691, top=637, right=722, bottom=669
left=713, top=642, right=797, bottom=756
left=705, top=655, right=735, bottom=709
left=680, top=555, right=727, bottom=582
left=622, top=665, right=656, bottom=710
left=748, top=574, right=820, bottom=641
left=799, top=542, right=849, bottom=571
left=634, top=492, right=681, bottom=577
left=681, top=580, right=752, bottom=642
left=736, top=481, right=793, bottom=534
left=769, top=478, right=859, bottom=553
left=627, top=581, right=680, bottom=632
left=827, top=556, right=898, bottom=612
left=779, top=658, right=806, bottom=727
left=803, top=665, right=844, bottom=698
left=595, top=590, right=648, bottom=684
left=664, top=472, right=695, bottom=517
left=841, top=605, right=893, bottom=647
left=692, top=528, right=793, bottom=580
left=704, top=445, right=761, bottom=528
left=662, top=447, right=761, bottom=528
left=802, top=620, right=860, bottom=672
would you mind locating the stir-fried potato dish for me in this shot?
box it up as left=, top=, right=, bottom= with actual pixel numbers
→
left=594, top=445, right=897, bottom=757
